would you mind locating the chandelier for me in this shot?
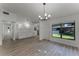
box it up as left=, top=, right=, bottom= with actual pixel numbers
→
left=38, top=3, right=51, bottom=21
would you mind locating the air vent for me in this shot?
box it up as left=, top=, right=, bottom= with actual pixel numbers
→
left=3, top=11, right=9, bottom=15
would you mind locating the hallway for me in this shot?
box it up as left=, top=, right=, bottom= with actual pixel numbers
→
left=0, top=36, right=79, bottom=56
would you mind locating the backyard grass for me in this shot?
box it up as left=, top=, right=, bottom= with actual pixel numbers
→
left=52, top=34, right=74, bottom=40
left=52, top=34, right=61, bottom=38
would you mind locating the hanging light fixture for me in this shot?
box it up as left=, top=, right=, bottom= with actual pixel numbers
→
left=38, top=3, right=51, bottom=21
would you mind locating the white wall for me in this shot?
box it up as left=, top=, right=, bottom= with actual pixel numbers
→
left=0, top=9, right=17, bottom=45
left=40, top=14, right=79, bottom=48
left=0, top=22, right=3, bottom=45
left=0, top=9, right=35, bottom=45
left=17, top=23, right=34, bottom=39
left=39, top=21, right=50, bottom=40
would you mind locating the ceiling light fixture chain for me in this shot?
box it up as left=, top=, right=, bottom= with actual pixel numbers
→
left=43, top=3, right=46, bottom=19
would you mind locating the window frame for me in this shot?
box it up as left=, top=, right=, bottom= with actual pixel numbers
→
left=52, top=22, right=75, bottom=40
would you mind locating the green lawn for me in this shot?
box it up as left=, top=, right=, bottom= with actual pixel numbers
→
left=52, top=34, right=61, bottom=38
left=52, top=34, right=74, bottom=40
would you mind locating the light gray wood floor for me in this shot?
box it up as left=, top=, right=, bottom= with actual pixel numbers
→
left=0, top=36, right=79, bottom=56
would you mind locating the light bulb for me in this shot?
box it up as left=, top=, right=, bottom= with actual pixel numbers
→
left=46, top=17, right=48, bottom=19
left=45, top=13, right=47, bottom=16
left=38, top=16, right=41, bottom=18
left=48, top=14, right=51, bottom=18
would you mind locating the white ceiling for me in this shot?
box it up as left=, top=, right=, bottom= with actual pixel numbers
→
left=1, top=3, right=79, bottom=23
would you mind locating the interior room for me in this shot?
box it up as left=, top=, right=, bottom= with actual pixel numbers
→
left=0, top=3, right=79, bottom=56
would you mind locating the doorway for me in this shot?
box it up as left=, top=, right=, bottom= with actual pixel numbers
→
left=2, top=22, right=15, bottom=45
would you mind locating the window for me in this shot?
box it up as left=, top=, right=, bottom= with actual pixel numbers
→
left=62, top=23, right=75, bottom=40
left=52, top=22, right=75, bottom=40
left=52, top=24, right=61, bottom=38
